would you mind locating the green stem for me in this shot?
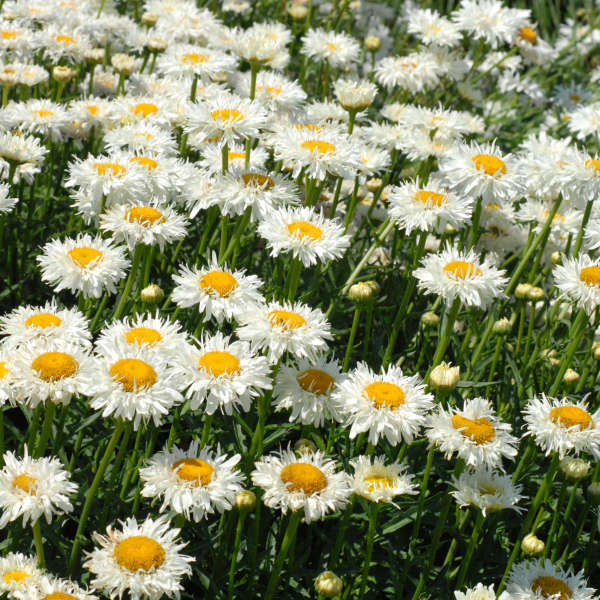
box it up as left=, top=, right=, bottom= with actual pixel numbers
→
left=551, top=480, right=579, bottom=562
left=573, top=198, right=593, bottom=257
left=32, top=520, right=45, bottom=568
left=328, top=496, right=354, bottom=570
left=544, top=480, right=568, bottom=558
left=455, top=511, right=485, bottom=589
left=357, top=503, right=379, bottom=600
left=286, top=258, right=303, bottom=301
left=199, top=414, right=214, bottom=448
left=222, top=143, right=229, bottom=174
left=34, top=402, right=56, bottom=458
left=342, top=307, right=362, bottom=372
left=228, top=510, right=248, bottom=600
left=113, top=245, right=143, bottom=320
left=426, top=297, right=461, bottom=381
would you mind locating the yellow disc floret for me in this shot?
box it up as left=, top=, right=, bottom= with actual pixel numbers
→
left=443, top=261, right=482, bottom=279
left=113, top=536, right=165, bottom=573
left=2, top=571, right=30, bottom=585
left=579, top=266, right=600, bottom=287
left=286, top=221, right=323, bottom=241
left=240, top=173, right=275, bottom=189
left=43, top=593, right=79, bottom=600
left=280, top=462, right=327, bottom=495
left=531, top=576, right=572, bottom=600
left=451, top=415, right=495, bottom=444
left=364, top=382, right=405, bottom=410
left=132, top=103, right=158, bottom=118
left=109, top=358, right=157, bottom=392
left=68, top=246, right=103, bottom=268
left=364, top=475, right=393, bottom=492
left=31, top=352, right=78, bottom=381
left=301, top=140, right=336, bottom=155
left=519, top=27, right=537, bottom=45
left=268, top=310, right=306, bottom=330
left=125, top=206, right=165, bottom=226
left=12, top=474, right=37, bottom=494
left=198, top=351, right=241, bottom=377
left=472, top=154, right=506, bottom=176
left=93, top=162, right=126, bottom=177
left=199, top=270, right=238, bottom=297
left=415, top=190, right=447, bottom=207
left=129, top=156, right=158, bottom=171
left=25, top=313, right=61, bottom=328
left=549, top=405, right=593, bottom=431
left=211, top=108, right=243, bottom=123
left=124, top=327, right=163, bottom=347
left=171, top=457, right=215, bottom=485
left=296, top=369, right=335, bottom=395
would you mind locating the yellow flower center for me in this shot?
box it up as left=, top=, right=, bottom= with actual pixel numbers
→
left=211, top=108, right=243, bottom=123
left=129, top=156, right=158, bottom=171
left=286, top=221, right=323, bottom=241
left=293, top=123, right=322, bottom=133
left=109, top=358, right=157, bottom=392
left=531, top=576, right=572, bottom=600
left=365, top=475, right=393, bottom=491
left=124, top=327, right=163, bottom=347
left=479, top=486, right=496, bottom=495
left=0, top=361, right=8, bottom=379
left=132, top=103, right=159, bottom=118
left=443, top=261, right=482, bottom=279
left=301, top=140, right=336, bottom=155
left=2, top=571, right=30, bottom=585
left=267, top=310, right=306, bottom=330
left=171, top=457, right=215, bottom=485
left=472, top=154, right=506, bottom=176
left=280, top=462, right=327, bottom=495
left=326, top=42, right=336, bottom=51
left=199, top=270, right=238, bottom=297
left=228, top=151, right=245, bottom=160
left=12, top=474, right=37, bottom=494
left=240, top=173, right=275, bottom=189
left=519, top=27, right=537, bottom=45
left=55, top=34, right=75, bottom=44
left=364, top=382, right=405, bottom=410
left=451, top=415, right=495, bottom=444
left=549, top=405, right=593, bottom=431
left=43, top=593, right=79, bottom=600
left=585, top=159, right=600, bottom=173
left=262, top=85, right=282, bottom=96
left=579, top=266, right=600, bottom=287
left=86, top=105, right=98, bottom=115
left=25, top=313, right=61, bottom=328
left=31, top=352, right=78, bottom=381
left=198, top=351, right=241, bottom=377
left=181, top=52, right=207, bottom=64
left=68, top=246, right=103, bottom=268
left=296, top=369, right=335, bottom=395
left=93, top=162, right=126, bottom=177
left=414, top=190, right=447, bottom=207
left=125, top=206, right=165, bottom=227
left=1, top=31, right=17, bottom=40
left=32, top=109, right=54, bottom=118
left=570, top=94, right=580, bottom=102
left=113, top=536, right=165, bottom=573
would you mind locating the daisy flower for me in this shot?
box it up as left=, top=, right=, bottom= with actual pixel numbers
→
left=414, top=246, right=508, bottom=309
left=374, top=52, right=443, bottom=93
left=505, top=558, right=596, bottom=600
left=185, top=90, right=268, bottom=147
left=139, top=441, right=244, bottom=521
left=37, top=234, right=130, bottom=299
left=0, top=553, right=44, bottom=597
left=515, top=26, right=557, bottom=65
left=552, top=254, right=600, bottom=315
left=0, top=299, right=91, bottom=350
left=158, top=43, right=238, bottom=80
left=95, top=314, right=188, bottom=361
left=0, top=99, right=70, bottom=142
left=567, top=102, right=600, bottom=142
left=331, top=362, right=433, bottom=447
left=523, top=395, right=600, bottom=459
left=251, top=449, right=352, bottom=523
left=0, top=182, right=17, bottom=214
left=19, top=575, right=99, bottom=600
left=450, top=469, right=525, bottom=516
left=174, top=332, right=272, bottom=415
left=0, top=130, right=47, bottom=166
left=350, top=455, right=417, bottom=505
left=388, top=176, right=474, bottom=234
left=103, top=122, right=178, bottom=156
left=236, top=300, right=332, bottom=363
left=114, top=95, right=180, bottom=128
left=407, top=8, right=462, bottom=47
left=454, top=583, right=507, bottom=600
left=334, top=79, right=377, bottom=112
left=425, top=397, right=518, bottom=469
left=258, top=206, right=350, bottom=267
left=195, top=141, right=268, bottom=175
left=439, top=141, right=524, bottom=205
left=99, top=201, right=188, bottom=251
left=10, top=339, right=98, bottom=407
left=0, top=447, right=78, bottom=527
left=273, top=355, right=342, bottom=427
left=0, top=350, right=15, bottom=405
left=171, top=255, right=264, bottom=323
left=83, top=515, right=194, bottom=600
left=231, top=23, right=290, bottom=70
left=90, top=342, right=185, bottom=429
left=301, top=28, right=359, bottom=68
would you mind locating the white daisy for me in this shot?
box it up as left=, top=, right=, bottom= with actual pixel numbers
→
left=174, top=332, right=272, bottom=415
left=195, top=141, right=269, bottom=175
left=0, top=299, right=91, bottom=350
left=375, top=52, right=443, bottom=93
left=236, top=300, right=332, bottom=363
left=84, top=515, right=194, bottom=600
left=0, top=553, right=44, bottom=597
left=552, top=254, right=600, bottom=315
left=0, top=350, right=15, bottom=405
left=350, top=455, right=417, bottom=505
left=18, top=575, right=98, bottom=600
left=37, top=234, right=130, bottom=299
left=140, top=441, right=244, bottom=521
left=158, top=43, right=238, bottom=80
left=90, top=342, right=185, bottom=429
left=454, top=583, right=506, bottom=600
left=414, top=246, right=508, bottom=309
left=171, top=255, right=264, bottom=324
left=523, top=395, right=600, bottom=459
left=515, top=26, right=557, bottom=65
left=0, top=447, right=78, bottom=528
left=407, top=8, right=462, bottom=47
left=450, top=468, right=525, bottom=516
left=113, top=95, right=181, bottom=128
left=0, top=130, right=47, bottom=166
left=273, top=355, right=342, bottom=427
left=334, top=79, right=377, bottom=112
left=425, top=397, right=518, bottom=469
left=301, top=28, right=360, bottom=68
left=258, top=206, right=350, bottom=267
left=331, top=362, right=433, bottom=447
left=251, top=449, right=352, bottom=523
left=505, top=558, right=596, bottom=600
left=103, top=122, right=179, bottom=156
left=0, top=182, right=17, bottom=214
left=0, top=99, right=70, bottom=142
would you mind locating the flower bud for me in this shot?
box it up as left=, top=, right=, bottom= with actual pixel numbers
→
left=492, top=317, right=512, bottom=335
left=147, top=37, right=168, bottom=53
left=587, top=481, right=600, bottom=505
left=366, top=177, right=382, bottom=193
left=421, top=312, right=440, bottom=327
left=348, top=280, right=379, bottom=304
left=522, top=533, right=545, bottom=556
left=84, top=48, right=105, bottom=64
left=527, top=286, right=545, bottom=301
left=142, top=12, right=158, bottom=27
left=562, top=368, right=579, bottom=385
left=594, top=345, right=600, bottom=361
left=53, top=65, right=75, bottom=83
left=287, top=4, right=307, bottom=18
left=364, top=35, right=381, bottom=52
left=140, top=283, right=164, bottom=304
left=515, top=283, right=532, bottom=299
left=429, top=362, right=460, bottom=390
left=111, top=53, right=135, bottom=75
left=550, top=251, right=562, bottom=265
left=559, top=457, right=589, bottom=481
left=235, top=490, right=256, bottom=511
left=315, top=571, right=343, bottom=598
left=444, top=223, right=457, bottom=235
left=295, top=438, right=316, bottom=456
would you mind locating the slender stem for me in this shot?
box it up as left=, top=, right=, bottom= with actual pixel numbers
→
left=219, top=215, right=229, bottom=263
left=199, top=414, right=214, bottom=448
left=342, top=307, right=362, bottom=372
left=34, top=402, right=56, bottom=458
left=113, top=245, right=143, bottom=321
left=544, top=480, right=568, bottom=558
left=412, top=446, right=435, bottom=541
left=228, top=510, right=248, bottom=600
left=468, top=197, right=482, bottom=249
left=426, top=297, right=461, bottom=382
left=328, top=496, right=354, bottom=570
left=551, top=480, right=580, bottom=562
left=286, top=258, right=303, bottom=302
left=32, top=520, right=45, bottom=568
left=357, top=503, right=379, bottom=600
left=573, top=198, right=593, bottom=257
left=455, top=511, right=485, bottom=589
left=222, top=143, right=229, bottom=174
